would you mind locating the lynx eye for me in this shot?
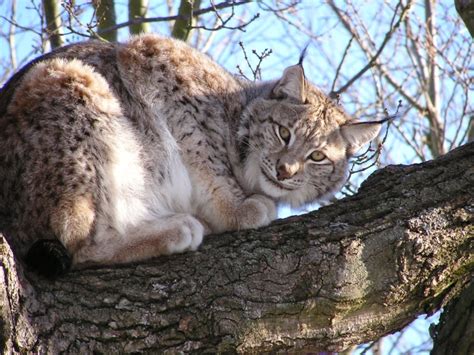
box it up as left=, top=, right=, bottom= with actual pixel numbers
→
left=309, top=151, right=326, bottom=162
left=278, top=125, right=291, bottom=144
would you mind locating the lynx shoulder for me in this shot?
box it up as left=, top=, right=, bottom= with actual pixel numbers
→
left=0, top=34, right=382, bottom=278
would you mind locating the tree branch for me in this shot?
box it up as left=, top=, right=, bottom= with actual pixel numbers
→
left=8, top=0, right=18, bottom=70
left=328, top=0, right=414, bottom=96
left=431, top=279, right=474, bottom=354
left=1, top=141, right=473, bottom=352
left=98, top=0, right=252, bottom=35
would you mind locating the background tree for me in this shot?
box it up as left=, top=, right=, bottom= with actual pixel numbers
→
left=92, top=0, right=118, bottom=41
left=42, top=0, right=63, bottom=48
left=129, top=0, right=150, bottom=35
left=171, top=0, right=201, bottom=41
left=0, top=1, right=472, bottom=353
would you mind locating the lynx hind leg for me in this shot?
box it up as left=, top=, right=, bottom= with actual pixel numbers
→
left=74, top=214, right=204, bottom=266
left=8, top=58, right=119, bottom=277
left=106, top=214, right=204, bottom=264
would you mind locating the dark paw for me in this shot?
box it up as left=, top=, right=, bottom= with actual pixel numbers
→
left=25, top=239, right=72, bottom=279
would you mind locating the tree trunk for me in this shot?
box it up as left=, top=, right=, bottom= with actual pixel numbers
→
left=424, top=0, right=444, bottom=158
left=171, top=0, right=201, bottom=41
left=42, top=0, right=63, bottom=48
left=1, top=142, right=473, bottom=353
left=431, top=279, right=474, bottom=354
left=128, top=0, right=149, bottom=35
left=93, top=0, right=117, bottom=42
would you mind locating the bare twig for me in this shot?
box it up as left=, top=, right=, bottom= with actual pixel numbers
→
left=330, top=36, right=354, bottom=96
left=61, top=1, right=108, bottom=41
left=341, top=100, right=403, bottom=196
left=328, top=0, right=414, bottom=96
left=191, top=3, right=259, bottom=33
left=236, top=41, right=272, bottom=81
left=99, top=0, right=253, bottom=35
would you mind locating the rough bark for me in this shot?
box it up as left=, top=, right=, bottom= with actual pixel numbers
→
left=431, top=279, right=474, bottom=354
left=0, top=142, right=473, bottom=353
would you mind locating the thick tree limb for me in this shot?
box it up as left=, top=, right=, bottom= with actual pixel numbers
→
left=431, top=279, right=474, bottom=354
left=1, top=142, right=473, bottom=353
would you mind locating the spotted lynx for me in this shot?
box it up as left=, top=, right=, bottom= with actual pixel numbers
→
left=0, top=34, right=382, bottom=278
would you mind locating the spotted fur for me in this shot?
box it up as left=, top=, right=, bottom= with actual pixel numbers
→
left=0, top=34, right=381, bottom=277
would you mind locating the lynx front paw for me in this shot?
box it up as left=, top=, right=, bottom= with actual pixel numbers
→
left=164, top=215, right=204, bottom=254
left=237, top=194, right=277, bottom=230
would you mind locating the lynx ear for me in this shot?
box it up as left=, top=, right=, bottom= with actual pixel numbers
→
left=340, top=121, right=382, bottom=155
left=272, top=65, right=306, bottom=103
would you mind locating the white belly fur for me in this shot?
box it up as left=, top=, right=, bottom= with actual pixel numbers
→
left=101, top=118, right=193, bottom=237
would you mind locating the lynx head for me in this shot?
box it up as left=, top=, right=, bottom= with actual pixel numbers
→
left=239, top=64, right=382, bottom=207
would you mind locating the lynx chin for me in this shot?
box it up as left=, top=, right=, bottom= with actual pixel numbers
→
left=0, top=34, right=382, bottom=278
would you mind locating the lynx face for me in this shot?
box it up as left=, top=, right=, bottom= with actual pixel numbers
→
left=245, top=104, right=349, bottom=207
left=240, top=65, right=381, bottom=207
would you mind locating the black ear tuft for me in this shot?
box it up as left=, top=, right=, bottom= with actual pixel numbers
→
left=25, top=239, right=72, bottom=279
left=298, top=42, right=310, bottom=66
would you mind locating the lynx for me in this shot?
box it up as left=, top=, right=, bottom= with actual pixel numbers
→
left=0, top=34, right=382, bottom=278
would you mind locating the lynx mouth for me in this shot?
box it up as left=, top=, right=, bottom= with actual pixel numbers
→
left=260, top=168, right=295, bottom=191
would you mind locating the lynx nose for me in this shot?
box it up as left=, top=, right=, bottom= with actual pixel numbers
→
left=276, top=162, right=299, bottom=181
